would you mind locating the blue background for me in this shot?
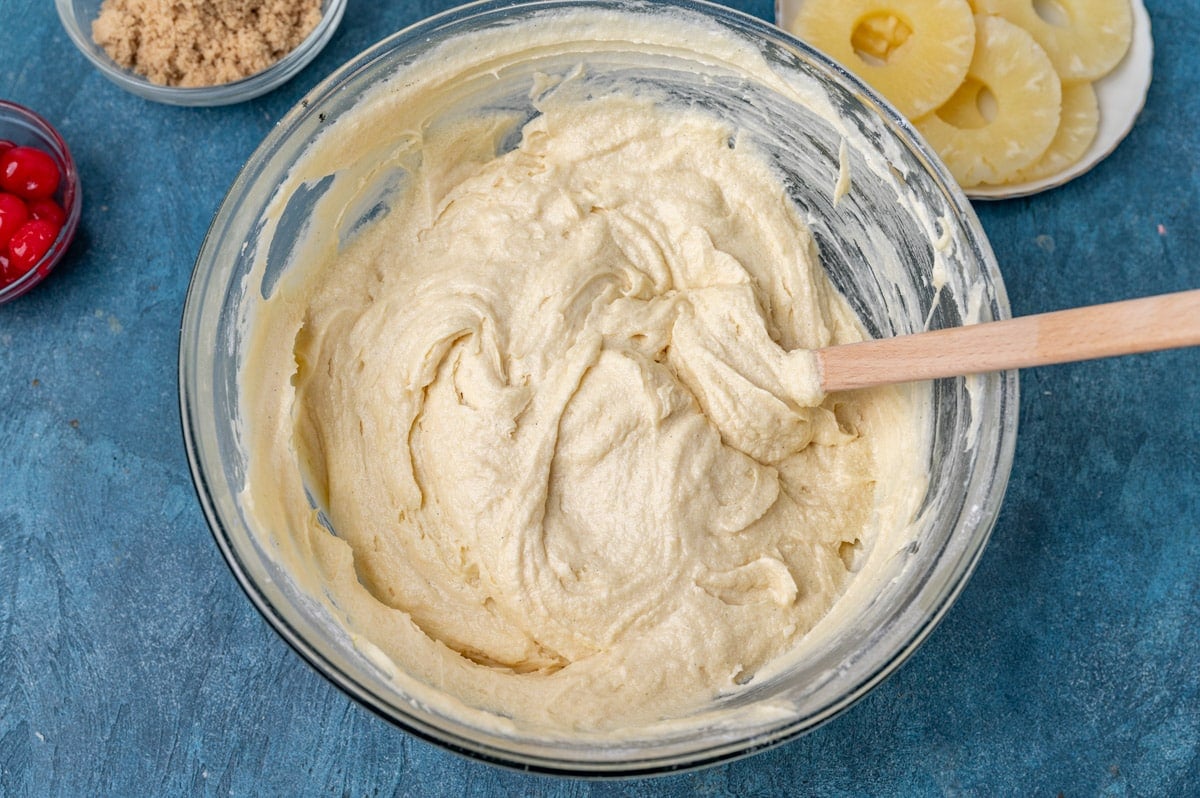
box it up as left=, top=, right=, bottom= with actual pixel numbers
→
left=2, top=0, right=1197, bottom=794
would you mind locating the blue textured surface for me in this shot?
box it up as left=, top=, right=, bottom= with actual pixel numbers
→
left=2, top=0, right=1197, bottom=794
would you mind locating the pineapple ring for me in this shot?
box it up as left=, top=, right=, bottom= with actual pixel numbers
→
left=971, top=0, right=1133, bottom=81
left=916, top=15, right=1062, bottom=187
left=790, top=0, right=976, bottom=120
left=1014, top=81, right=1100, bottom=182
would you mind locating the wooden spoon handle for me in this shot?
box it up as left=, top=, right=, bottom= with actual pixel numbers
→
left=816, top=289, right=1200, bottom=392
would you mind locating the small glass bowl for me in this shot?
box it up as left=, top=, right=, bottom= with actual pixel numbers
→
left=54, top=0, right=346, bottom=106
left=0, top=101, right=81, bottom=305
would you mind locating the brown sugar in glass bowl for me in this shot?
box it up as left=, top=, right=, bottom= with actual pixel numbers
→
left=55, top=0, right=346, bottom=105
left=92, top=0, right=324, bottom=88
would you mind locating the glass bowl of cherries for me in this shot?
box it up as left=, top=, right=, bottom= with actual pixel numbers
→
left=0, top=100, right=81, bottom=304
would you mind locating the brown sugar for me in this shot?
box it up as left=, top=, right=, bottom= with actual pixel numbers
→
left=92, top=0, right=325, bottom=88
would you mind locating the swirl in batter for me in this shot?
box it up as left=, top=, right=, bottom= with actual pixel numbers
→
left=245, top=90, right=919, bottom=731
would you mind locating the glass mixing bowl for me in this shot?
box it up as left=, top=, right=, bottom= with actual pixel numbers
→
left=180, top=0, right=1018, bottom=775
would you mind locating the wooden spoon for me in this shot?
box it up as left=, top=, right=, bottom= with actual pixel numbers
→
left=816, top=289, right=1200, bottom=392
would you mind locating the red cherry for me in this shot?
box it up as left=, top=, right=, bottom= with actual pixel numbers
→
left=0, top=192, right=30, bottom=249
left=0, top=140, right=14, bottom=156
left=27, top=197, right=66, bottom=228
left=0, top=252, right=14, bottom=286
left=0, top=146, right=61, bottom=200
left=0, top=250, right=31, bottom=287
left=6, top=218, right=59, bottom=274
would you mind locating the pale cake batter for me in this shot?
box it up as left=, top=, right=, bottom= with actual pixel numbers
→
left=239, top=11, right=927, bottom=734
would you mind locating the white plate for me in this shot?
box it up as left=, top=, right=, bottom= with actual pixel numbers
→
left=774, top=0, right=1154, bottom=200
